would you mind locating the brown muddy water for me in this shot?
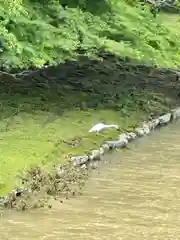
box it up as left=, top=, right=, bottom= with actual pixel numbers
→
left=1, top=121, right=180, bottom=239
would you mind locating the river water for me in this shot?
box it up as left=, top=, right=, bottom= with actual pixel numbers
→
left=1, top=121, right=180, bottom=239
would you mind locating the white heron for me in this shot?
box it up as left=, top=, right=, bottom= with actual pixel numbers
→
left=89, top=123, right=119, bottom=133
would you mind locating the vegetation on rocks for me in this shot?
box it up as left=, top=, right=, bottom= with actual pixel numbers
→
left=0, top=0, right=179, bottom=199
left=0, top=54, right=180, bottom=197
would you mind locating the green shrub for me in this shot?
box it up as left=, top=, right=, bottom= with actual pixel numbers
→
left=0, top=0, right=179, bottom=70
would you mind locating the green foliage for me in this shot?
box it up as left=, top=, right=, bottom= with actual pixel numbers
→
left=177, top=0, right=180, bottom=7
left=0, top=0, right=179, bottom=69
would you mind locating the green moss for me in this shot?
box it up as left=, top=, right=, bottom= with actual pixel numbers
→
left=0, top=77, right=176, bottom=195
left=0, top=108, right=146, bottom=194
left=0, top=0, right=179, bottom=195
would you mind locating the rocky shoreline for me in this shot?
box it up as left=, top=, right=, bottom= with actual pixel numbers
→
left=71, top=108, right=180, bottom=167
left=0, top=56, right=180, bottom=211
left=1, top=106, right=180, bottom=210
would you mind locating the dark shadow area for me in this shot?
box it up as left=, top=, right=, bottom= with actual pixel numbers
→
left=30, top=0, right=111, bottom=15
left=60, top=0, right=111, bottom=15
left=101, top=31, right=135, bottom=45
left=158, top=1, right=180, bottom=14
left=160, top=6, right=180, bottom=13
left=139, top=0, right=180, bottom=16
left=0, top=50, right=179, bottom=120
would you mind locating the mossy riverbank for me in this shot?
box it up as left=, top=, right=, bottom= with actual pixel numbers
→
left=0, top=53, right=180, bottom=196
left=0, top=0, right=179, bottom=199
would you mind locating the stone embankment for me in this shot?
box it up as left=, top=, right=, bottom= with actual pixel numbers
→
left=1, top=106, right=180, bottom=210
left=71, top=108, right=180, bottom=167
left=0, top=56, right=180, bottom=210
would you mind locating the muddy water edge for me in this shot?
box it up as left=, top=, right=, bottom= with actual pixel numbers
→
left=1, top=120, right=180, bottom=239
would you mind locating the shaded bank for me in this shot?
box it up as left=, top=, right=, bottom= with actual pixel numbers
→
left=0, top=51, right=180, bottom=205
